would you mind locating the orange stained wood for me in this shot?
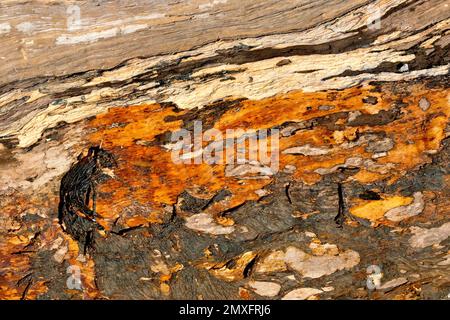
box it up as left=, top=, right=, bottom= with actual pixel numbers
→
left=0, top=188, right=103, bottom=300
left=85, top=82, right=449, bottom=228
left=0, top=193, right=51, bottom=300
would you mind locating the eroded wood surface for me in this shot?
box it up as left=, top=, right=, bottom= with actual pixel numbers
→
left=0, top=0, right=449, bottom=300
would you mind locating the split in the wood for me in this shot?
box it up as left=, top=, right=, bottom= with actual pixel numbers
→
left=16, top=273, right=33, bottom=300
left=334, top=182, right=346, bottom=228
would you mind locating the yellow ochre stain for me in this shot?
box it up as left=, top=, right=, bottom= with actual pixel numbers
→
left=349, top=196, right=413, bottom=222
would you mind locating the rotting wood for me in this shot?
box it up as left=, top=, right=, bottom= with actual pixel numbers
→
left=0, top=0, right=449, bottom=300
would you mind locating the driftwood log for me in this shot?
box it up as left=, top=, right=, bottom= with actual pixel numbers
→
left=0, top=0, right=449, bottom=300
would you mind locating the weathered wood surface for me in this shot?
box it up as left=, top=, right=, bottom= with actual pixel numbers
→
left=0, top=0, right=449, bottom=300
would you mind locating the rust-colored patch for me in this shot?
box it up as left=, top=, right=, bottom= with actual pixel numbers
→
left=84, top=82, right=449, bottom=229
left=0, top=193, right=52, bottom=300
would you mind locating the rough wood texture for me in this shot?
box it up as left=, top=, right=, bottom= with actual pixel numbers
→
left=0, top=0, right=449, bottom=300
